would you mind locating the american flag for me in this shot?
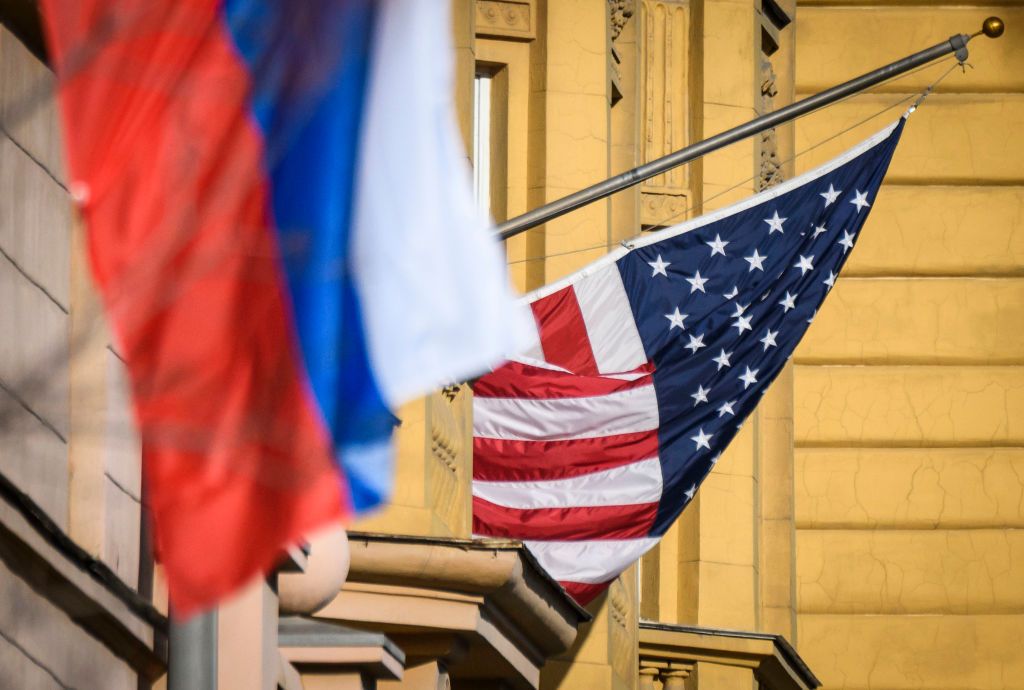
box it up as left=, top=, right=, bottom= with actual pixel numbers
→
left=471, top=118, right=907, bottom=605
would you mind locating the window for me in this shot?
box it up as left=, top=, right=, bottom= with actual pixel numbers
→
left=472, top=70, right=494, bottom=216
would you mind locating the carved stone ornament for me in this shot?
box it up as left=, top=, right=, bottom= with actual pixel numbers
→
left=758, top=57, right=784, bottom=191
left=475, top=0, right=534, bottom=41
left=639, top=1, right=691, bottom=227
left=609, top=0, right=635, bottom=41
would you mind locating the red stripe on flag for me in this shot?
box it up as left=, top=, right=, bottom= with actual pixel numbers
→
left=530, top=286, right=598, bottom=375
left=473, top=498, right=657, bottom=541
left=473, top=431, right=659, bottom=481
left=473, top=360, right=654, bottom=400
left=559, top=580, right=614, bottom=606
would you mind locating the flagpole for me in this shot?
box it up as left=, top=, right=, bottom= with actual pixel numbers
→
left=496, top=17, right=1004, bottom=241
left=168, top=610, right=217, bottom=690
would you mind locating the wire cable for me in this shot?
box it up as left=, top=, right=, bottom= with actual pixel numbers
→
left=506, top=58, right=963, bottom=268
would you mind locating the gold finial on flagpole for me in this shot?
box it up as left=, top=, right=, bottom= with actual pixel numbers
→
left=981, top=17, right=1005, bottom=39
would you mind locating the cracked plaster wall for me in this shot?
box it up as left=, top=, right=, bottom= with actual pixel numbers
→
left=792, top=3, right=1024, bottom=689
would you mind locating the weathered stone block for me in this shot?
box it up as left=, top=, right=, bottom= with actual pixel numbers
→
left=0, top=28, right=65, bottom=184
left=103, top=476, right=141, bottom=587
left=797, top=278, right=1024, bottom=364
left=0, top=258, right=68, bottom=440
left=546, top=0, right=608, bottom=97
left=694, top=472, right=756, bottom=567
left=0, top=559, right=137, bottom=690
left=797, top=529, right=1024, bottom=615
left=103, top=349, right=141, bottom=501
left=797, top=6, right=1024, bottom=94
left=702, top=1, right=757, bottom=110
left=843, top=185, right=1024, bottom=277
left=798, top=613, right=1024, bottom=690
left=796, top=448, right=1024, bottom=529
left=0, top=397, right=68, bottom=528
left=0, top=136, right=71, bottom=308
left=0, top=633, right=64, bottom=690
left=796, top=94, right=1024, bottom=183
left=794, top=365, right=1024, bottom=446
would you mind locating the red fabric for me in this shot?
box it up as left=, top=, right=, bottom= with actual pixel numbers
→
left=472, top=432, right=659, bottom=482
left=530, top=286, right=599, bottom=375
left=473, top=498, right=658, bottom=541
left=472, top=359, right=654, bottom=400
left=559, top=580, right=613, bottom=607
left=40, top=0, right=347, bottom=615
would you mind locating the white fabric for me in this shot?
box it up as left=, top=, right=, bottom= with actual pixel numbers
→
left=573, top=264, right=647, bottom=373
left=472, top=457, right=663, bottom=509
left=524, top=538, right=661, bottom=584
left=351, top=0, right=536, bottom=407
left=472, top=384, right=660, bottom=441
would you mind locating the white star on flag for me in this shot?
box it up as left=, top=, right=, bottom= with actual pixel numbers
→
left=684, top=484, right=697, bottom=501
left=685, top=333, right=706, bottom=354
left=778, top=291, right=797, bottom=312
left=691, top=428, right=712, bottom=451
left=724, top=286, right=739, bottom=299
left=764, top=210, right=786, bottom=234
left=821, top=183, right=841, bottom=206
left=648, top=254, right=670, bottom=277
left=823, top=271, right=837, bottom=289
left=812, top=224, right=827, bottom=239
left=713, top=349, right=732, bottom=370
left=706, top=234, right=729, bottom=257
left=691, top=384, right=710, bottom=406
left=686, top=270, right=708, bottom=293
left=839, top=230, right=855, bottom=253
left=739, top=366, right=759, bottom=389
left=732, top=314, right=752, bottom=334
left=794, top=254, right=814, bottom=275
left=745, top=249, right=767, bottom=272
left=665, top=307, right=688, bottom=330
left=850, top=189, right=870, bottom=213
left=760, top=329, right=778, bottom=351
left=717, top=400, right=736, bottom=417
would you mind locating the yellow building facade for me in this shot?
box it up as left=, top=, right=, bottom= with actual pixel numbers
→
left=359, top=1, right=1023, bottom=688
left=0, top=1, right=1020, bottom=689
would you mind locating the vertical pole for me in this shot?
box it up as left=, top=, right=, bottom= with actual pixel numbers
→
left=168, top=610, right=218, bottom=690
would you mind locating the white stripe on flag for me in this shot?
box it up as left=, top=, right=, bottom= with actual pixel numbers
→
left=573, top=265, right=647, bottom=374
left=472, top=384, right=659, bottom=441
left=525, top=538, right=661, bottom=584
left=472, top=457, right=662, bottom=509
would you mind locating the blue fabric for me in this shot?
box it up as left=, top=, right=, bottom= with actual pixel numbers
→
left=223, top=0, right=394, bottom=511
left=615, top=120, right=905, bottom=535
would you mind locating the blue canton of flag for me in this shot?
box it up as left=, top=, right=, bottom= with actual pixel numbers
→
left=472, top=118, right=906, bottom=605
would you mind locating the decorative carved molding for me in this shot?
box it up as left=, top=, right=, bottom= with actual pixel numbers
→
left=475, top=0, right=535, bottom=41
left=608, top=0, right=634, bottom=105
left=427, top=388, right=472, bottom=535
left=639, top=0, right=690, bottom=227
left=638, top=661, right=694, bottom=690
left=608, top=578, right=635, bottom=680
left=609, top=0, right=636, bottom=42
left=758, top=58, right=783, bottom=191
left=641, top=191, right=689, bottom=229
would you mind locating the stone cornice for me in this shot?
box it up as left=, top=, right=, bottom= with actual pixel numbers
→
left=313, top=532, right=590, bottom=689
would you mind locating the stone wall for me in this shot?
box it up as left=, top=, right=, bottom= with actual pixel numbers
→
left=792, top=4, right=1024, bottom=688
left=0, top=23, right=152, bottom=688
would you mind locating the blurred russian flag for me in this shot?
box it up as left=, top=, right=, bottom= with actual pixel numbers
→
left=40, top=0, right=533, bottom=614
